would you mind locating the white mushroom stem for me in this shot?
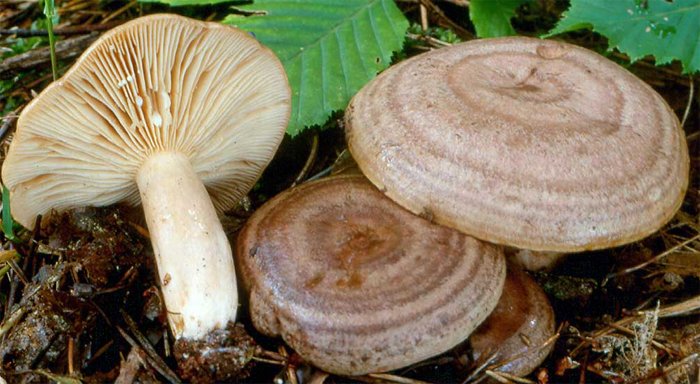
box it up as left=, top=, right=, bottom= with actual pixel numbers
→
left=506, top=249, right=565, bottom=271
left=137, top=151, right=237, bottom=340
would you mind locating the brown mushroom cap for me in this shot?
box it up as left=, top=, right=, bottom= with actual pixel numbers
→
left=470, top=265, right=555, bottom=377
left=345, top=36, right=689, bottom=252
left=236, top=175, right=506, bottom=375
left=2, top=14, right=290, bottom=228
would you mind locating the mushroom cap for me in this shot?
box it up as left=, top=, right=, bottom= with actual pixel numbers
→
left=470, top=265, right=555, bottom=377
left=345, top=36, right=689, bottom=252
left=236, top=175, right=506, bottom=375
left=2, top=14, right=290, bottom=228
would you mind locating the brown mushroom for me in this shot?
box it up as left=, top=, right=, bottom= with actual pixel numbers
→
left=236, top=175, right=506, bottom=375
left=1, top=14, right=290, bottom=341
left=345, top=36, right=688, bottom=254
left=469, top=265, right=556, bottom=377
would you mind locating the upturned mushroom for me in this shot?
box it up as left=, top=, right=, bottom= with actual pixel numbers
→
left=469, top=265, right=556, bottom=377
left=236, top=175, right=506, bottom=375
left=345, top=36, right=688, bottom=256
left=1, top=14, right=290, bottom=341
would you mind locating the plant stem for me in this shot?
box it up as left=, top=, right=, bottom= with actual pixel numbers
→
left=0, top=264, right=10, bottom=280
left=43, top=0, right=58, bottom=80
left=0, top=306, right=27, bottom=337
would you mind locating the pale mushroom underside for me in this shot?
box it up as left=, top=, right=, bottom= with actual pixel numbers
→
left=2, top=14, right=290, bottom=228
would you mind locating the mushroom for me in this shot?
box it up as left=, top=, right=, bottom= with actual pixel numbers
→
left=345, top=36, right=689, bottom=255
left=469, top=265, right=556, bottom=377
left=236, top=175, right=506, bottom=375
left=1, top=14, right=290, bottom=341
left=506, top=249, right=565, bottom=271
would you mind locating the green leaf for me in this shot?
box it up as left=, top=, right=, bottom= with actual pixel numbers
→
left=138, top=0, right=235, bottom=6
left=224, top=0, right=409, bottom=136
left=547, top=0, right=700, bottom=74
left=469, top=0, right=530, bottom=38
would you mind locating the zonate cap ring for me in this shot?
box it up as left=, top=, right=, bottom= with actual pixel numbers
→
left=346, top=36, right=689, bottom=252
left=236, top=175, right=506, bottom=375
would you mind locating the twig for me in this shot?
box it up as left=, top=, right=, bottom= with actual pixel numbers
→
left=578, top=350, right=589, bottom=384
left=0, top=113, right=19, bottom=142
left=462, top=351, right=500, bottom=384
left=1, top=0, right=40, bottom=3
left=0, top=33, right=98, bottom=79
left=417, top=0, right=474, bottom=39
left=162, top=327, right=170, bottom=358
left=0, top=250, right=18, bottom=264
left=26, top=215, right=43, bottom=279
left=407, top=33, right=453, bottom=48
left=307, top=149, right=355, bottom=182
left=485, top=370, right=535, bottom=384
left=570, top=294, right=700, bottom=358
left=259, top=348, right=287, bottom=362
left=291, top=134, right=319, bottom=187
left=630, top=353, right=700, bottom=384
left=100, top=0, right=136, bottom=24
left=0, top=306, right=27, bottom=337
left=84, top=340, right=114, bottom=368
left=0, top=21, right=123, bottom=36
left=58, top=1, right=99, bottom=13
left=120, top=310, right=167, bottom=370
left=585, top=364, right=624, bottom=381
left=603, top=233, right=700, bottom=285
left=483, top=370, right=510, bottom=383
left=366, top=373, right=433, bottom=384
left=251, top=356, right=285, bottom=366
left=7, top=258, right=28, bottom=285
left=117, top=327, right=181, bottom=384
left=309, top=371, right=330, bottom=384
left=115, top=347, right=146, bottom=384
left=605, top=322, right=676, bottom=356
left=445, top=0, right=469, bottom=5
left=3, top=262, right=20, bottom=329
left=273, top=346, right=299, bottom=384
left=287, top=364, right=299, bottom=384
left=681, top=76, right=695, bottom=128
left=653, top=294, right=700, bottom=318
left=419, top=3, right=428, bottom=31
left=487, top=325, right=562, bottom=373
left=17, top=72, right=54, bottom=95
left=68, top=337, right=75, bottom=375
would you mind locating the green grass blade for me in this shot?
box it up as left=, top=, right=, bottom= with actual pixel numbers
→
left=2, top=186, right=17, bottom=243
